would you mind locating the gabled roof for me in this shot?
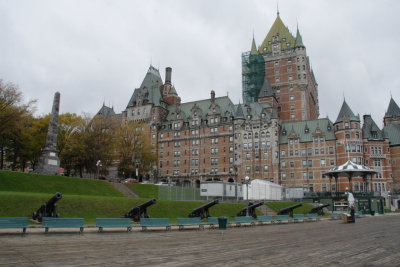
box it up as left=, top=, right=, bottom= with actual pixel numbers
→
left=362, top=115, right=383, bottom=141
left=384, top=97, right=400, bottom=118
left=280, top=118, right=336, bottom=144
left=126, top=65, right=163, bottom=108
left=383, top=123, right=400, bottom=146
left=259, top=15, right=296, bottom=54
left=335, top=100, right=360, bottom=124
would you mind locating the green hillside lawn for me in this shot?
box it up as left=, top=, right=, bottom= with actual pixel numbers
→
left=0, top=191, right=247, bottom=225
left=0, top=170, right=123, bottom=197
left=266, top=201, right=314, bottom=214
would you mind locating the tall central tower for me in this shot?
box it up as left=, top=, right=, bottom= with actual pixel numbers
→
left=242, top=13, right=319, bottom=122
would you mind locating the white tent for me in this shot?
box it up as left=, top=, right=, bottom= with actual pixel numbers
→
left=244, top=179, right=283, bottom=201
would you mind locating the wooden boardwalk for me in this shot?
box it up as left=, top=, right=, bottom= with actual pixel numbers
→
left=1, top=214, right=399, bottom=266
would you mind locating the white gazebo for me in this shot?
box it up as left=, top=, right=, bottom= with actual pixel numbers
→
left=322, top=160, right=378, bottom=193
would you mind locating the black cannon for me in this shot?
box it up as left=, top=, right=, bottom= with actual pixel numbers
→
left=309, top=204, right=330, bottom=215
left=32, top=192, right=62, bottom=222
left=237, top=201, right=264, bottom=218
left=188, top=200, right=219, bottom=219
left=124, top=198, right=156, bottom=222
left=278, top=203, right=303, bottom=217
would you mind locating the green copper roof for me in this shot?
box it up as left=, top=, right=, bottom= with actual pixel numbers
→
left=250, top=36, right=258, bottom=55
left=126, top=65, right=163, bottom=108
left=383, top=123, right=400, bottom=146
left=259, top=15, right=296, bottom=54
left=295, top=27, right=304, bottom=47
left=384, top=97, right=400, bottom=118
left=164, top=96, right=236, bottom=123
left=280, top=118, right=336, bottom=144
left=362, top=115, right=383, bottom=141
left=335, top=100, right=360, bottom=124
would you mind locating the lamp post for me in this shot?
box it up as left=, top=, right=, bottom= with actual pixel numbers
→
left=388, top=191, right=391, bottom=211
left=244, top=176, right=250, bottom=216
left=96, top=160, right=102, bottom=180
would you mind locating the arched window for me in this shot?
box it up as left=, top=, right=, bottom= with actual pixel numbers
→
left=266, top=131, right=270, bottom=138
left=244, top=134, right=247, bottom=139
left=261, top=131, right=266, bottom=138
left=255, top=132, right=259, bottom=139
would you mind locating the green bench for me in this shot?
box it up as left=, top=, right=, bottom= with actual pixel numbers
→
left=42, top=217, right=85, bottom=233
left=0, top=217, right=29, bottom=233
left=257, top=215, right=274, bottom=225
left=96, top=218, right=132, bottom=232
left=275, top=215, right=293, bottom=223
left=233, top=216, right=255, bottom=227
left=177, top=217, right=204, bottom=230
left=306, top=213, right=319, bottom=221
left=293, top=214, right=305, bottom=222
left=140, top=218, right=171, bottom=231
left=207, top=217, right=219, bottom=229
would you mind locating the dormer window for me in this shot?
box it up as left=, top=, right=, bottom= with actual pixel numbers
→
left=282, top=130, right=287, bottom=136
left=305, top=128, right=309, bottom=133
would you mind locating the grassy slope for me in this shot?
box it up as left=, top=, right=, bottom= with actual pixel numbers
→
left=266, top=201, right=314, bottom=214
left=0, top=170, right=123, bottom=197
left=0, top=192, right=247, bottom=224
left=0, top=171, right=247, bottom=224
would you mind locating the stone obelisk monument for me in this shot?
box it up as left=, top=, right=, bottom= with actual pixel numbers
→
left=35, top=92, right=61, bottom=175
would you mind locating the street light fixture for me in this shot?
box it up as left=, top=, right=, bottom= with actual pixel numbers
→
left=388, top=191, right=391, bottom=211
left=96, top=160, right=102, bottom=180
left=244, top=176, right=250, bottom=216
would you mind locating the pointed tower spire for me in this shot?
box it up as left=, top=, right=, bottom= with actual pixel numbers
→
left=295, top=25, right=305, bottom=47
left=335, top=100, right=360, bottom=124
left=250, top=34, right=258, bottom=55
left=385, top=97, right=400, bottom=118
left=277, top=2, right=280, bottom=16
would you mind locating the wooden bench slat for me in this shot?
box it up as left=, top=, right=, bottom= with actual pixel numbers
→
left=42, top=217, right=85, bottom=233
left=96, top=218, right=132, bottom=232
left=140, top=218, right=170, bottom=230
left=177, top=217, right=204, bottom=230
left=0, top=217, right=28, bottom=233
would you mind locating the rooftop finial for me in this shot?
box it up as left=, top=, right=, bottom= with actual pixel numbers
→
left=277, top=1, right=280, bottom=16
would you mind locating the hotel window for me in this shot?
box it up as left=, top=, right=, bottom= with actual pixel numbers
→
left=264, top=165, right=269, bottom=172
left=289, top=95, right=295, bottom=101
left=321, top=159, right=326, bottom=167
left=290, top=104, right=295, bottom=110
left=281, top=173, right=287, bottom=180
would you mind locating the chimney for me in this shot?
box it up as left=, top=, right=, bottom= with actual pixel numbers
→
left=165, top=67, right=172, bottom=84
left=211, top=90, right=215, bottom=102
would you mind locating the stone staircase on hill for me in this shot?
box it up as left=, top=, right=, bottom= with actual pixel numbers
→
left=257, top=204, right=277, bottom=216
left=111, top=182, right=138, bottom=198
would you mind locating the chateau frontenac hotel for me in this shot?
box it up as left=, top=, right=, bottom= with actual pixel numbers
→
left=98, top=14, right=400, bottom=194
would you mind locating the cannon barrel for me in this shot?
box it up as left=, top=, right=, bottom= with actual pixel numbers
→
left=125, top=198, right=156, bottom=222
left=310, top=204, right=330, bottom=215
left=237, top=201, right=264, bottom=218
left=47, top=192, right=62, bottom=206
left=277, top=203, right=302, bottom=216
left=32, top=192, right=63, bottom=221
left=188, top=200, right=219, bottom=219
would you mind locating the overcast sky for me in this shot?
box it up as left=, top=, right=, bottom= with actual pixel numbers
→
left=1, top=0, right=399, bottom=127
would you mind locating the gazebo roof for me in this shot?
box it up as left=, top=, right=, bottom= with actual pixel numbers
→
left=322, top=160, right=378, bottom=177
